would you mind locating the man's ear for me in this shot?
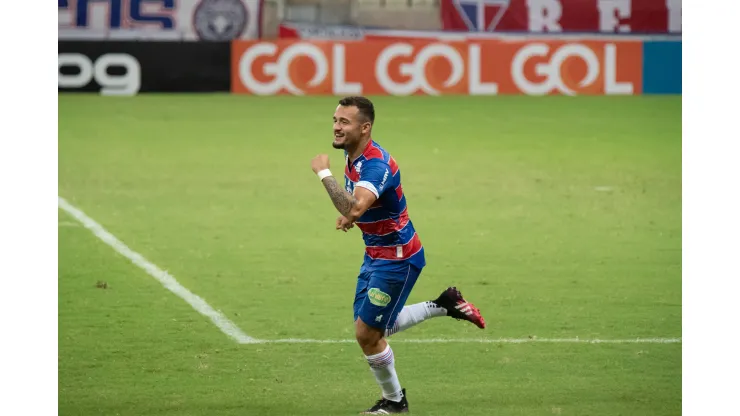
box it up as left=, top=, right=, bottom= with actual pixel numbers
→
left=362, top=121, right=372, bottom=135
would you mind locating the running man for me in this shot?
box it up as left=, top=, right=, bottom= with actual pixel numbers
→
left=310, top=96, right=486, bottom=414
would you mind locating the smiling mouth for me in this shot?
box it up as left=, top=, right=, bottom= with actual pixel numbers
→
left=331, top=135, right=346, bottom=149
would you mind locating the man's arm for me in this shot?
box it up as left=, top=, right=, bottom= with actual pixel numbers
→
left=320, top=177, right=377, bottom=223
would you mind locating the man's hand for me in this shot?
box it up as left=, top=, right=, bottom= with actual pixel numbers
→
left=313, top=153, right=378, bottom=224
left=311, top=154, right=330, bottom=174
left=336, top=215, right=354, bottom=232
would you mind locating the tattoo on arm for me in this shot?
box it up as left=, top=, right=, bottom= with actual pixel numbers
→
left=322, top=177, right=356, bottom=216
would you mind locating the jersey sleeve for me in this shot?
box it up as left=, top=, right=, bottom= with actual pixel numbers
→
left=355, top=159, right=391, bottom=199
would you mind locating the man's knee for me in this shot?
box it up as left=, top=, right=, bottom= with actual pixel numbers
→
left=355, top=317, right=384, bottom=349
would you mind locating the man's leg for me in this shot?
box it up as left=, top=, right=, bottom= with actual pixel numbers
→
left=354, top=265, right=420, bottom=414
left=355, top=318, right=404, bottom=400
left=385, top=287, right=487, bottom=337
left=384, top=300, right=447, bottom=337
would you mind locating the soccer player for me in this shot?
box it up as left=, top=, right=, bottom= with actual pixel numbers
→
left=310, top=96, right=486, bottom=415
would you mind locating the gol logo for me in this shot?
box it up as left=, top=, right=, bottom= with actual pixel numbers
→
left=374, top=43, right=480, bottom=95
left=510, top=43, right=636, bottom=95
left=236, top=42, right=337, bottom=95
left=372, top=42, right=499, bottom=95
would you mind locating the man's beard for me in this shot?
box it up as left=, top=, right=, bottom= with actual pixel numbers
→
left=332, top=134, right=349, bottom=149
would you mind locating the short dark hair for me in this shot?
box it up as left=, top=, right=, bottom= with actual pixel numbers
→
left=338, top=96, right=375, bottom=124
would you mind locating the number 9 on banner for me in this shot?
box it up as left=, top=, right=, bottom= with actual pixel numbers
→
left=58, top=53, right=141, bottom=96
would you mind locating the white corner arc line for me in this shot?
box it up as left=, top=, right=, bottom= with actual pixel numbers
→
left=253, top=337, right=681, bottom=345
left=58, top=196, right=258, bottom=344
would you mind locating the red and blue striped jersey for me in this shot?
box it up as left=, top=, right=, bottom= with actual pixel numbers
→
left=344, top=140, right=426, bottom=271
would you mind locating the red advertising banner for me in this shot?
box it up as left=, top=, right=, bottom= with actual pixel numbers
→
left=441, top=0, right=681, bottom=34
left=231, top=39, right=642, bottom=96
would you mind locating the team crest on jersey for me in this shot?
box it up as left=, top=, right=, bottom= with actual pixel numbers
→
left=368, top=288, right=391, bottom=307
left=453, top=0, right=510, bottom=32
left=356, top=161, right=362, bottom=173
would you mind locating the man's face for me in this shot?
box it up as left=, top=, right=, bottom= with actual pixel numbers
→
left=332, top=105, right=369, bottom=149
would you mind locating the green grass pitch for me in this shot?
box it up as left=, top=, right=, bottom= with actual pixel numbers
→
left=58, top=94, right=681, bottom=415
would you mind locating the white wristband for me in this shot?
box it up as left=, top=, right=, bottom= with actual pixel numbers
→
left=317, top=169, right=332, bottom=181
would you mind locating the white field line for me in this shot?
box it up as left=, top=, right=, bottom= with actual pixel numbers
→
left=257, top=338, right=681, bottom=345
left=59, top=196, right=682, bottom=347
left=58, top=196, right=257, bottom=344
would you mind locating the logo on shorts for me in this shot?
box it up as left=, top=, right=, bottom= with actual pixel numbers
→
left=368, top=288, right=391, bottom=307
left=193, top=0, right=248, bottom=41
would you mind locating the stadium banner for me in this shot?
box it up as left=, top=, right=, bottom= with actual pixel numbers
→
left=230, top=39, right=643, bottom=96
left=441, top=0, right=681, bottom=34
left=58, top=0, right=264, bottom=41
left=59, top=41, right=231, bottom=95
left=642, top=40, right=681, bottom=94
